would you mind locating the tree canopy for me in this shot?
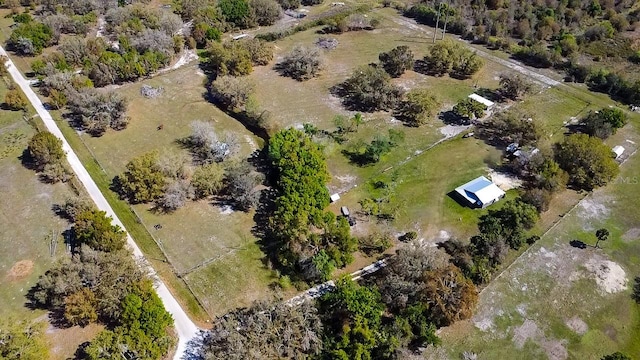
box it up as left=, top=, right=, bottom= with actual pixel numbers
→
left=117, top=152, right=166, bottom=204
left=334, top=65, right=404, bottom=112
left=74, top=209, right=127, bottom=252
left=27, top=131, right=65, bottom=171
left=379, top=45, right=414, bottom=78
left=555, top=134, right=619, bottom=190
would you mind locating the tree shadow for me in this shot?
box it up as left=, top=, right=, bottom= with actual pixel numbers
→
left=569, top=239, right=588, bottom=249
left=413, top=59, right=445, bottom=77
left=438, top=110, right=472, bottom=126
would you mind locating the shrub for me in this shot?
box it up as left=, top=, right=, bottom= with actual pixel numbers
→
left=74, top=209, right=127, bottom=252
left=276, top=45, right=323, bottom=81
left=157, top=180, right=193, bottom=212
left=204, top=41, right=253, bottom=76
left=4, top=89, right=28, bottom=111
left=499, top=73, right=532, bottom=100
left=67, top=89, right=128, bottom=136
left=209, top=75, right=254, bottom=109
left=27, top=131, right=64, bottom=170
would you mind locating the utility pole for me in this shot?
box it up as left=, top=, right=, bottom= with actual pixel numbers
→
left=432, top=1, right=442, bottom=43
left=441, top=0, right=450, bottom=40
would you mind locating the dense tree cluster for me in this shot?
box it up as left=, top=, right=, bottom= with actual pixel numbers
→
left=67, top=89, right=129, bottom=136
left=268, top=129, right=356, bottom=281
left=583, top=107, right=627, bottom=139
left=379, top=45, right=414, bottom=78
left=7, top=22, right=54, bottom=55
left=197, top=301, right=323, bottom=359
left=396, top=88, right=441, bottom=127
left=554, top=133, right=619, bottom=190
left=422, top=40, right=484, bottom=79
left=0, top=320, right=49, bottom=360
left=26, top=131, right=71, bottom=183
left=333, top=65, right=404, bottom=112
left=477, top=110, right=543, bottom=146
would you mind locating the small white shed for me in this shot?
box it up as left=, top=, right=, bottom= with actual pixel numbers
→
left=468, top=94, right=495, bottom=109
left=330, top=193, right=341, bottom=203
left=612, top=145, right=625, bottom=159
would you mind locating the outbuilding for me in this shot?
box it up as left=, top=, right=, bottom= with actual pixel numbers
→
left=468, top=93, right=495, bottom=110
left=613, top=145, right=625, bottom=159
left=454, top=176, right=506, bottom=209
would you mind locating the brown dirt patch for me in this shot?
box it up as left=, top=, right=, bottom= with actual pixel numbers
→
left=6, top=260, right=34, bottom=282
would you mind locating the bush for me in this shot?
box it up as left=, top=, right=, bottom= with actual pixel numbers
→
left=396, top=88, right=440, bottom=126
left=157, top=180, right=193, bottom=212
left=209, top=75, right=254, bottom=109
left=276, top=45, right=323, bottom=81
left=8, top=22, right=54, bottom=55
left=41, top=162, right=72, bottom=183
left=4, top=89, right=28, bottom=111
left=276, top=0, right=300, bottom=9
left=379, top=45, right=414, bottom=78
left=191, top=163, right=225, bottom=198
left=334, top=65, right=404, bottom=111
left=358, top=232, right=393, bottom=256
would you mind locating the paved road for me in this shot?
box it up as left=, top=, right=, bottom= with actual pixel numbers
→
left=0, top=46, right=200, bottom=359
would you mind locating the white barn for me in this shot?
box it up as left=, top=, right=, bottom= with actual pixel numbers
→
left=454, top=176, right=505, bottom=208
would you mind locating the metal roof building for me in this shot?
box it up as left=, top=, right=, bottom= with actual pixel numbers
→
left=468, top=94, right=495, bottom=109
left=454, top=176, right=505, bottom=208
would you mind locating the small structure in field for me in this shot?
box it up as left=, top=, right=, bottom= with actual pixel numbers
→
left=454, top=176, right=506, bottom=208
left=340, top=206, right=350, bottom=216
left=612, top=145, right=625, bottom=159
left=468, top=93, right=495, bottom=110
left=330, top=193, right=341, bottom=202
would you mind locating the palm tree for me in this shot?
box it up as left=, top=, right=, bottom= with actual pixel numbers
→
left=595, top=228, right=610, bottom=248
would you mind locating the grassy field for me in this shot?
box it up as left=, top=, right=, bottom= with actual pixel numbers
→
left=53, top=65, right=280, bottom=318
left=0, top=77, right=106, bottom=359
left=439, top=119, right=640, bottom=359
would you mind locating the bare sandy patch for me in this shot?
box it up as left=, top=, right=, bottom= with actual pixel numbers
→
left=6, top=260, right=34, bottom=282
left=584, top=259, right=628, bottom=294
left=565, top=316, right=588, bottom=335
left=488, top=170, right=523, bottom=191
left=576, top=194, right=612, bottom=231
left=512, top=319, right=540, bottom=348
left=622, top=228, right=640, bottom=242
left=439, top=124, right=471, bottom=138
